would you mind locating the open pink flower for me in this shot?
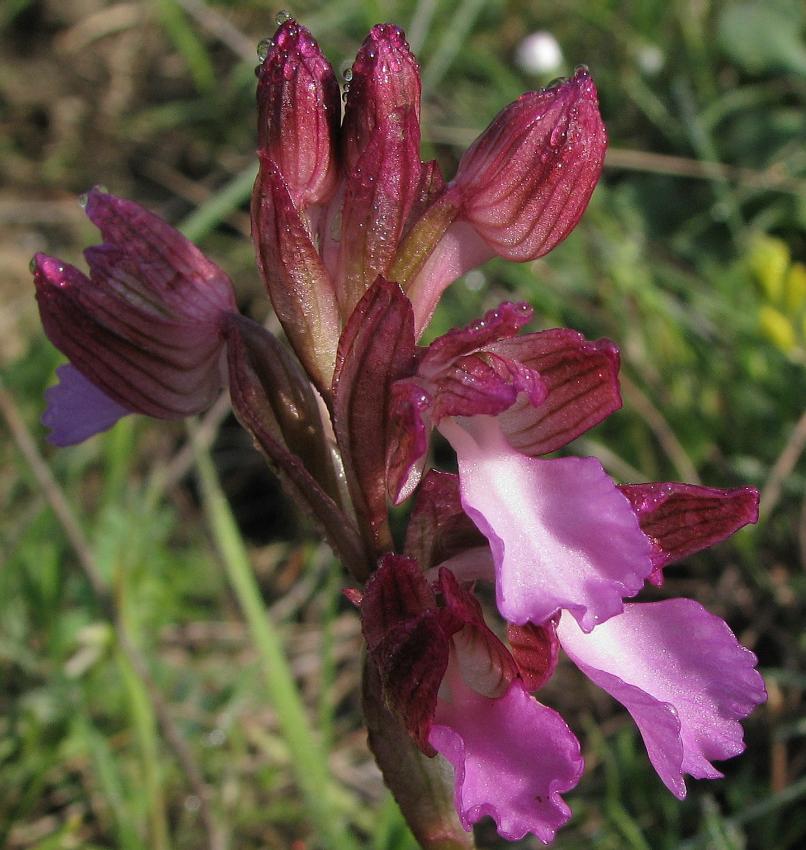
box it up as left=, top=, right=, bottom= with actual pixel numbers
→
left=360, top=470, right=764, bottom=842
left=359, top=554, right=583, bottom=843
left=349, top=281, right=652, bottom=631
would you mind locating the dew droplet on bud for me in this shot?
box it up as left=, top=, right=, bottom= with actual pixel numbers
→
left=275, top=9, right=291, bottom=26
left=29, top=256, right=37, bottom=274
left=256, top=37, right=273, bottom=61
left=78, top=193, right=88, bottom=209
left=549, top=125, right=566, bottom=147
left=343, top=68, right=353, bottom=81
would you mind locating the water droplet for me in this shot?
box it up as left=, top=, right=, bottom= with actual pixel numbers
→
left=546, top=75, right=568, bottom=90
left=549, top=125, right=566, bottom=146
left=256, top=37, right=273, bottom=61
left=574, top=63, right=590, bottom=76
left=78, top=193, right=88, bottom=209
left=343, top=68, right=353, bottom=82
left=275, top=9, right=291, bottom=26
left=29, top=256, right=37, bottom=274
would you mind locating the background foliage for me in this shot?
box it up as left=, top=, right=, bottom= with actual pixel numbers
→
left=1, top=1, right=805, bottom=848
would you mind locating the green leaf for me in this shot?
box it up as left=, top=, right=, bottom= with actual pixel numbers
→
left=718, top=2, right=806, bottom=76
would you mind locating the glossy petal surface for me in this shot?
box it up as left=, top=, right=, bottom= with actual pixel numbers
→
left=558, top=601, right=766, bottom=797
left=256, top=19, right=339, bottom=207
left=442, top=416, right=652, bottom=630
left=453, top=68, right=606, bottom=261
left=491, top=330, right=622, bottom=455
left=430, top=678, right=582, bottom=843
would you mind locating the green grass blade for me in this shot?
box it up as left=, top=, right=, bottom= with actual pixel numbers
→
left=188, top=423, right=355, bottom=850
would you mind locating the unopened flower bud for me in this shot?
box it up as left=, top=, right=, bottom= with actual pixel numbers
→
left=342, top=23, right=421, bottom=172
left=256, top=19, right=340, bottom=207
left=453, top=66, right=607, bottom=261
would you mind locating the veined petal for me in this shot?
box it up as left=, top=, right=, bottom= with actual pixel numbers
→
left=619, top=483, right=760, bottom=585
left=33, top=254, right=227, bottom=419
left=491, top=329, right=622, bottom=455
left=557, top=601, right=766, bottom=798
left=33, top=190, right=235, bottom=427
left=82, top=189, right=236, bottom=319
left=507, top=619, right=560, bottom=692
left=429, top=677, right=582, bottom=843
left=42, top=364, right=131, bottom=445
left=332, top=279, right=416, bottom=551
left=430, top=351, right=546, bottom=422
left=256, top=19, right=340, bottom=207
left=440, top=416, right=652, bottom=631
left=420, top=301, right=534, bottom=377
left=452, top=67, right=606, bottom=261
left=251, top=155, right=340, bottom=392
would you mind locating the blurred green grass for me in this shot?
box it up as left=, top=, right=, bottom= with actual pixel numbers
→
left=1, top=0, right=805, bottom=848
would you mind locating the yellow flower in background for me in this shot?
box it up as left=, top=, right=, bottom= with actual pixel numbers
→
left=749, top=235, right=806, bottom=361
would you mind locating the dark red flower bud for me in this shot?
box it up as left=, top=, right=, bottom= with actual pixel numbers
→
left=256, top=19, right=340, bottom=207
left=33, top=189, right=235, bottom=421
left=342, top=23, right=421, bottom=171
left=453, top=67, right=607, bottom=261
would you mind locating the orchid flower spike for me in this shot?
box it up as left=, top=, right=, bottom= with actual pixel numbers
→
left=29, top=16, right=765, bottom=850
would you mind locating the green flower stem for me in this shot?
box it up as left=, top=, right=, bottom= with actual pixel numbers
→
left=189, top=423, right=354, bottom=850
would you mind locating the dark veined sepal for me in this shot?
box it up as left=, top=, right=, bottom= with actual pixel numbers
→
left=332, top=278, right=417, bottom=553
left=224, top=313, right=370, bottom=578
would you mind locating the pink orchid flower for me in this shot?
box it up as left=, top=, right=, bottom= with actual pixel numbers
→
left=30, top=15, right=765, bottom=848
left=359, top=470, right=764, bottom=842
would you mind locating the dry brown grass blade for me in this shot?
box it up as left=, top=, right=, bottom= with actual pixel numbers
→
left=760, top=409, right=806, bottom=522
